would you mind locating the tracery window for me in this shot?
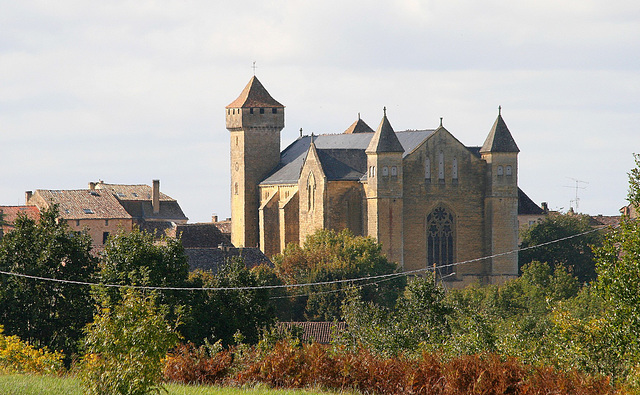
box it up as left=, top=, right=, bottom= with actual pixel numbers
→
left=426, top=206, right=455, bottom=276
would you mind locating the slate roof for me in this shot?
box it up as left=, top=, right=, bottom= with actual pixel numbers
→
left=35, top=189, right=132, bottom=220
left=226, top=76, right=284, bottom=109
left=260, top=129, right=435, bottom=185
left=518, top=188, right=545, bottom=215
left=343, top=117, right=374, bottom=134
left=171, top=223, right=233, bottom=248
left=366, top=113, right=404, bottom=154
left=276, top=322, right=347, bottom=344
left=185, top=247, right=271, bottom=273
left=480, top=112, right=520, bottom=153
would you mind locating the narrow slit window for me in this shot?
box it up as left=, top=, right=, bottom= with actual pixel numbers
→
left=452, top=158, right=458, bottom=180
left=438, top=152, right=444, bottom=180
left=425, top=157, right=431, bottom=180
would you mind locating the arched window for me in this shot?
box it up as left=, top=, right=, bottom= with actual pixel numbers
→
left=506, top=165, right=512, bottom=176
left=391, top=166, right=397, bottom=176
left=438, top=152, right=444, bottom=180
left=426, top=206, right=455, bottom=276
left=452, top=157, right=458, bottom=180
left=425, top=157, right=431, bottom=180
left=307, top=172, right=316, bottom=212
left=382, top=166, right=389, bottom=176
left=497, top=165, right=504, bottom=176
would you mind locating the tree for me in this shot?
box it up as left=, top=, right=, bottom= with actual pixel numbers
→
left=80, top=290, right=179, bottom=395
left=0, top=206, right=97, bottom=358
left=273, top=229, right=405, bottom=321
left=97, top=227, right=190, bottom=322
left=184, top=258, right=276, bottom=346
left=519, top=213, right=602, bottom=283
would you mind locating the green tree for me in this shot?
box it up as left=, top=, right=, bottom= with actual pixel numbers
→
left=273, top=229, right=405, bottom=321
left=519, top=213, right=602, bottom=283
left=0, top=206, right=97, bottom=358
left=80, top=290, right=179, bottom=395
left=97, top=227, right=190, bottom=321
left=184, top=259, right=276, bottom=346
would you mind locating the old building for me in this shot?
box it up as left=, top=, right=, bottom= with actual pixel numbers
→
left=26, top=179, right=187, bottom=249
left=227, top=76, right=539, bottom=286
left=0, top=205, right=41, bottom=238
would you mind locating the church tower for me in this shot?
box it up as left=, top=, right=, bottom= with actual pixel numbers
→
left=480, top=107, right=519, bottom=284
left=365, top=109, right=404, bottom=265
left=226, top=77, right=284, bottom=248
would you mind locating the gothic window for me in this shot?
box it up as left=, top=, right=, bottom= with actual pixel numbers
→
left=425, top=157, right=431, bottom=180
left=497, top=165, right=504, bottom=176
left=426, top=206, right=455, bottom=276
left=452, top=157, right=458, bottom=180
left=382, top=166, right=389, bottom=176
left=391, top=166, right=397, bottom=176
left=506, top=165, right=512, bottom=176
left=307, top=172, right=316, bottom=212
left=438, top=152, right=444, bottom=180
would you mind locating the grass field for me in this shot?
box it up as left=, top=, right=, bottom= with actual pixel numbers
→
left=0, top=373, right=340, bottom=395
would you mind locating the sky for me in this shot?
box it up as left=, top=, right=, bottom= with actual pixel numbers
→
left=1, top=1, right=639, bottom=223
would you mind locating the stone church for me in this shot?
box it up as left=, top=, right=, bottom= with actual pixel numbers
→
left=226, top=76, right=523, bottom=286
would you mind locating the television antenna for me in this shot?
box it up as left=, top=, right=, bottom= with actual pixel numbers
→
left=564, top=177, right=588, bottom=211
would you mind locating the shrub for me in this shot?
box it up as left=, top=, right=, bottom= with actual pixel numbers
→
left=0, top=325, right=64, bottom=374
left=79, top=290, right=179, bottom=395
left=163, top=342, right=233, bottom=385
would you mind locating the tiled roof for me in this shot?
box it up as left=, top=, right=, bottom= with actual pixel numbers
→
left=480, top=113, right=520, bottom=153
left=260, top=130, right=435, bottom=185
left=172, top=223, right=233, bottom=248
left=0, top=206, right=40, bottom=226
left=366, top=113, right=404, bottom=154
left=343, top=117, right=374, bottom=134
left=226, top=76, right=284, bottom=109
left=35, top=189, right=132, bottom=220
left=589, top=215, right=621, bottom=227
left=518, top=188, right=545, bottom=215
left=119, top=200, right=188, bottom=222
left=213, top=219, right=231, bottom=236
left=276, top=322, right=347, bottom=344
left=94, top=183, right=175, bottom=201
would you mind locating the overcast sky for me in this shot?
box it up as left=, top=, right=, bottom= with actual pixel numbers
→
left=1, top=1, right=639, bottom=222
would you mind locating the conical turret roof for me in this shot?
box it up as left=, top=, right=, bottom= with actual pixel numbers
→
left=480, top=108, right=519, bottom=153
left=226, top=76, right=284, bottom=108
left=366, top=109, right=404, bottom=154
left=343, top=115, right=374, bottom=134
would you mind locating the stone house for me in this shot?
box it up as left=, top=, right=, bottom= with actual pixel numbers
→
left=226, top=76, right=544, bottom=286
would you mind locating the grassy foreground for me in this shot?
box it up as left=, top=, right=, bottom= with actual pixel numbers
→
left=0, top=373, right=339, bottom=395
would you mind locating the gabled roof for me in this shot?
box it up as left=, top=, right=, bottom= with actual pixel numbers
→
left=260, top=129, right=435, bottom=185
left=343, top=117, right=374, bottom=134
left=35, top=189, right=132, bottom=220
left=366, top=112, right=404, bottom=154
left=94, top=183, right=175, bottom=201
left=0, top=206, right=40, bottom=225
left=480, top=110, right=519, bottom=153
left=226, top=76, right=284, bottom=109
left=518, top=188, right=545, bottom=215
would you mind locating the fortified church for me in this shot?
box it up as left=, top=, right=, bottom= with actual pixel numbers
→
left=226, top=76, right=522, bottom=286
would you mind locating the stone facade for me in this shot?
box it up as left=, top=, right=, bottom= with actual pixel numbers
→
left=226, top=77, right=539, bottom=286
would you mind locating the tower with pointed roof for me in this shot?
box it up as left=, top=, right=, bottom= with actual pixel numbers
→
left=480, top=107, right=520, bottom=282
left=226, top=76, right=285, bottom=248
left=365, top=109, right=404, bottom=265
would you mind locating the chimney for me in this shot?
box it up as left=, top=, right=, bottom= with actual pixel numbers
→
left=541, top=202, right=548, bottom=213
left=212, top=214, right=218, bottom=222
left=152, top=180, right=160, bottom=214
left=25, top=191, right=33, bottom=204
left=89, top=182, right=96, bottom=190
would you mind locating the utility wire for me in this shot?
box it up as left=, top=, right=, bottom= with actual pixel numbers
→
left=0, top=223, right=615, bottom=292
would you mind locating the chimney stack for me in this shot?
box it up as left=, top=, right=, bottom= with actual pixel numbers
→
left=89, top=182, right=96, bottom=190
left=541, top=202, right=548, bottom=213
left=25, top=191, right=33, bottom=204
left=152, top=180, right=160, bottom=214
left=212, top=214, right=218, bottom=222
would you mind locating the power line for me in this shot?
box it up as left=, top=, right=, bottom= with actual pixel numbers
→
left=0, top=223, right=615, bottom=292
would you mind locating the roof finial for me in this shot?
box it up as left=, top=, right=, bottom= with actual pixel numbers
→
left=383, top=106, right=387, bottom=116
left=498, top=105, right=502, bottom=115
left=358, top=112, right=361, bottom=120
left=300, top=127, right=303, bottom=138
left=252, top=61, right=257, bottom=76
left=440, top=117, right=443, bottom=127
